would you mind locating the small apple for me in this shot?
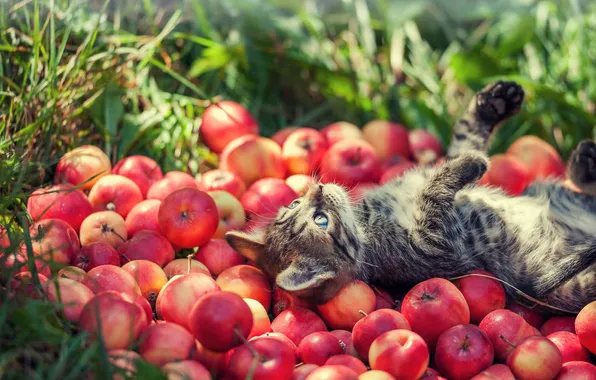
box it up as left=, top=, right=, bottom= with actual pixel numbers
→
left=188, top=291, right=253, bottom=352
left=321, top=121, right=363, bottom=146
left=54, top=145, right=111, bottom=190
left=305, top=365, right=359, bottom=380
left=250, top=331, right=299, bottom=362
left=195, top=239, right=244, bottom=277
left=400, top=277, right=470, bottom=350
left=352, top=309, right=411, bottom=362
left=112, top=155, right=163, bottom=198
left=199, top=100, right=259, bottom=154
left=225, top=337, right=295, bottom=380
left=298, top=331, right=344, bottom=365
left=408, top=129, right=442, bottom=164
left=373, top=287, right=396, bottom=310
left=505, top=135, right=566, bottom=181
left=271, top=307, right=328, bottom=346
left=158, top=188, right=219, bottom=249
left=478, top=154, right=531, bottom=196
left=470, top=364, right=515, bottom=380
left=547, top=331, right=590, bottom=363
left=193, top=339, right=230, bottom=377
left=138, top=321, right=196, bottom=366
left=316, top=279, right=376, bottom=331
left=43, top=277, right=95, bottom=322
left=320, top=139, right=382, bottom=187
left=362, top=120, right=411, bottom=160
left=162, top=360, right=211, bottom=380
left=541, top=316, right=576, bottom=336
left=28, top=218, right=80, bottom=268
left=79, top=211, right=128, bottom=249
left=88, top=174, right=144, bottom=218
left=325, top=354, right=367, bottom=375
left=291, top=364, right=319, bottom=380
left=478, top=309, right=536, bottom=361
left=282, top=128, right=329, bottom=176
left=272, top=284, right=314, bottom=317
left=506, top=335, right=563, bottom=380
left=240, top=178, right=298, bottom=229
left=207, top=190, right=246, bottom=239
left=272, top=126, right=300, bottom=147
left=434, top=324, right=494, bottom=380
left=72, top=242, right=120, bottom=271
left=453, top=270, right=507, bottom=324
left=81, top=264, right=142, bottom=298
left=117, top=230, right=175, bottom=267
left=146, top=171, right=197, bottom=201
left=219, top=135, right=286, bottom=186
left=125, top=199, right=162, bottom=238
left=216, top=264, right=272, bottom=310
left=162, top=258, right=211, bottom=279
left=286, top=174, right=315, bottom=197
left=358, top=370, right=397, bottom=380
left=197, top=169, right=246, bottom=200
left=368, top=329, right=430, bottom=380
left=330, top=330, right=358, bottom=357
left=244, top=297, right=271, bottom=340
left=507, top=300, right=545, bottom=329
left=121, top=260, right=168, bottom=304
left=27, top=184, right=92, bottom=233
left=575, top=300, right=596, bottom=354
left=554, top=361, right=596, bottom=380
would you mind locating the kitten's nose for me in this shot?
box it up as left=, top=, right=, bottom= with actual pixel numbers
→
left=319, top=184, right=324, bottom=190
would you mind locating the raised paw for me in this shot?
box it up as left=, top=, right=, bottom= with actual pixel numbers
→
left=475, top=81, right=525, bottom=126
left=443, top=151, right=489, bottom=187
left=569, top=140, right=596, bottom=188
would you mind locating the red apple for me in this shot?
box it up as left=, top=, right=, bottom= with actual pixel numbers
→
left=195, top=239, right=244, bottom=277
left=317, top=279, right=376, bottom=331
left=118, top=230, right=175, bottom=267
left=78, top=291, right=147, bottom=350
left=400, top=278, right=470, bottom=350
left=575, top=300, right=596, bottom=355
left=109, top=349, right=141, bottom=380
left=216, top=264, right=272, bottom=310
left=81, top=264, right=142, bottom=298
left=199, top=100, right=259, bottom=154
left=112, top=155, right=163, bottom=198
left=292, top=364, right=319, bottom=380
left=453, top=270, right=507, bottom=324
left=28, top=218, right=80, bottom=268
left=325, top=355, right=367, bottom=375
left=352, top=309, right=411, bottom=362
left=8, top=272, right=49, bottom=299
left=554, top=361, right=596, bottom=380
left=506, top=335, right=563, bottom=380
left=198, top=169, right=246, bottom=200
left=330, top=330, right=358, bottom=357
left=88, top=174, right=143, bottom=218
left=541, top=316, right=576, bottom=336
left=27, top=184, right=92, bottom=233
left=79, top=211, right=128, bottom=249
left=505, top=135, right=566, bottom=181
left=282, top=128, right=329, bottom=176
left=379, top=162, right=417, bottom=184
left=72, top=242, right=120, bottom=271
left=240, top=178, right=298, bottom=229
left=478, top=154, right=531, bottom=196
left=162, top=258, right=211, bottom=279
left=298, top=331, right=344, bottom=365
left=271, top=307, right=328, bottom=346
left=434, top=324, right=494, bottom=380
left=373, top=287, right=396, bottom=310
left=272, top=284, right=314, bottom=317
left=220, top=135, right=286, bottom=186
left=305, top=365, right=359, bottom=380
left=207, top=190, right=246, bottom=239
left=57, top=266, right=87, bottom=282
left=193, top=339, right=230, bottom=376
left=125, top=199, right=161, bottom=237
left=121, top=259, right=168, bottom=304
left=470, top=364, right=515, bottom=380
left=250, top=331, right=299, bottom=361
left=320, top=139, right=382, bottom=187
left=478, top=309, right=538, bottom=361
left=286, top=174, right=315, bottom=197
left=507, top=300, right=545, bottom=329
left=188, top=291, right=253, bottom=352
left=226, top=337, right=295, bottom=380
left=162, top=360, right=211, bottom=380
left=408, top=129, right=442, bottom=164
left=362, top=120, right=411, bottom=160
left=43, top=277, right=95, bottom=322
left=321, top=121, right=363, bottom=146
left=54, top=145, right=111, bottom=190
left=146, top=171, right=197, bottom=201
left=155, top=273, right=221, bottom=330
left=138, top=321, right=196, bottom=366
left=368, top=329, right=430, bottom=380
left=358, top=370, right=397, bottom=380
left=244, top=297, right=271, bottom=339
left=547, top=331, right=590, bottom=363
left=158, top=188, right=219, bottom=249
left=272, top=126, right=300, bottom=147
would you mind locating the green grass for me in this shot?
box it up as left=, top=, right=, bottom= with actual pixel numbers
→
left=1, top=0, right=596, bottom=378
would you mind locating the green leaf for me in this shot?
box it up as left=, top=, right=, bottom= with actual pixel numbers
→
left=495, top=14, right=536, bottom=57
left=104, top=82, right=124, bottom=156
left=448, top=48, right=509, bottom=88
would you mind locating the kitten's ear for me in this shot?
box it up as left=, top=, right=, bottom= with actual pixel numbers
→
left=225, top=229, right=265, bottom=263
left=276, top=262, right=336, bottom=291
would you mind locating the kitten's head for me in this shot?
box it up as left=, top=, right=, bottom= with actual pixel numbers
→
left=225, top=183, right=361, bottom=304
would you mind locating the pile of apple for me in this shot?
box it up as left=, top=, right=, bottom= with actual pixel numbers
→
left=2, top=100, right=595, bottom=380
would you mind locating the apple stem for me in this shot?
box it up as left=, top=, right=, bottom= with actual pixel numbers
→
left=187, top=253, right=194, bottom=275
left=358, top=310, right=368, bottom=317
left=462, top=333, right=470, bottom=351
left=106, top=202, right=116, bottom=211
left=499, top=334, right=517, bottom=349
left=121, top=253, right=131, bottom=263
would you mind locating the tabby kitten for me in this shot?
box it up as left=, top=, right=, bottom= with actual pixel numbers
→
left=226, top=81, right=596, bottom=313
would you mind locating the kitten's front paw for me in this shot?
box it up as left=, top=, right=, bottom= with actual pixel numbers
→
left=569, top=139, right=596, bottom=186
left=476, top=81, right=525, bottom=126
left=455, top=152, right=489, bottom=184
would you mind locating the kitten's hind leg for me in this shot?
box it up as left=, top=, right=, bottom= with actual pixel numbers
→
left=568, top=139, right=596, bottom=196
left=447, top=81, right=525, bottom=158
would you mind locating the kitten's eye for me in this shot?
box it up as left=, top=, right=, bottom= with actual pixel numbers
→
left=313, top=213, right=328, bottom=230
left=287, top=199, right=301, bottom=209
